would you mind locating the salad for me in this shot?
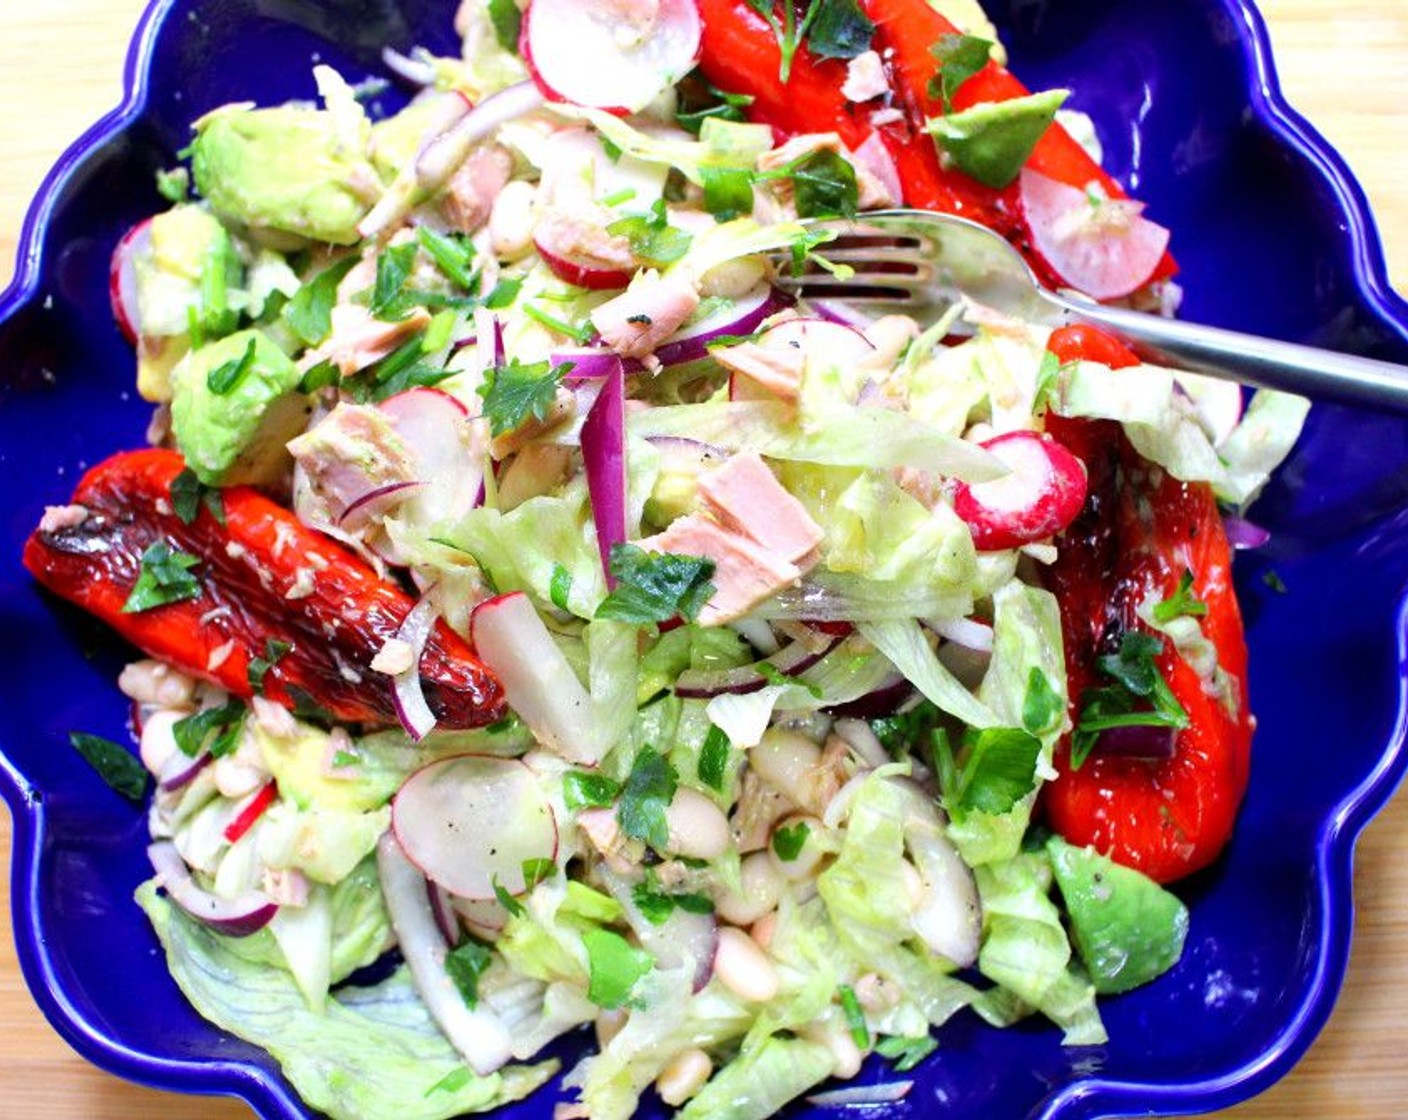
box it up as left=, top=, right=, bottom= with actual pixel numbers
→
left=20, top=1, right=1311, bottom=1118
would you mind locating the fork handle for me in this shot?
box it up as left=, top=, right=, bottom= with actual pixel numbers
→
left=1051, top=295, right=1408, bottom=410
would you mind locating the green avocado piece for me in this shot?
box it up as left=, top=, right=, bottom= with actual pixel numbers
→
left=368, top=97, right=447, bottom=183
left=192, top=105, right=376, bottom=245
left=1047, top=835, right=1189, bottom=995
left=929, top=88, right=1069, bottom=189
left=170, top=328, right=310, bottom=486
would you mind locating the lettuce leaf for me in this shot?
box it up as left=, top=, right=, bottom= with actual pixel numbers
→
left=678, top=1036, right=834, bottom=1120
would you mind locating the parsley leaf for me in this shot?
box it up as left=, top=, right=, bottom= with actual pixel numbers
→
left=205, top=337, right=259, bottom=396
left=1152, top=568, right=1208, bottom=624
left=807, top=0, right=875, bottom=61
left=745, top=0, right=819, bottom=83
left=758, top=149, right=858, bottom=220
left=487, top=0, right=522, bottom=53
left=607, top=199, right=693, bottom=267
left=564, top=769, right=621, bottom=811
left=523, top=303, right=594, bottom=343
left=617, top=746, right=678, bottom=851
left=697, top=724, right=731, bottom=791
left=876, top=1032, right=937, bottom=1072
left=929, top=89, right=1069, bottom=189
left=701, top=165, right=755, bottom=222
left=1263, top=569, right=1288, bottom=594
left=837, top=984, right=870, bottom=1047
left=122, top=541, right=201, bottom=613
left=756, top=660, right=823, bottom=698
left=935, top=725, right=1043, bottom=818
left=477, top=357, right=566, bottom=438
left=70, top=732, right=148, bottom=802
left=631, top=872, right=714, bottom=926
left=522, top=858, right=556, bottom=890
left=596, top=544, right=717, bottom=625
left=445, top=937, right=493, bottom=1008
left=425, top=1068, right=474, bottom=1098
left=549, top=563, right=574, bottom=612
left=283, top=258, right=358, bottom=347
left=173, top=701, right=247, bottom=759
left=369, top=242, right=420, bottom=320
left=247, top=638, right=292, bottom=694
left=1033, top=349, right=1068, bottom=414
left=1022, top=666, right=1064, bottom=737
left=676, top=80, right=754, bottom=135
left=416, top=227, right=479, bottom=291
left=870, top=700, right=940, bottom=756
left=1071, top=630, right=1190, bottom=769
left=484, top=276, right=523, bottom=309
left=169, top=467, right=225, bottom=526
left=927, top=33, right=993, bottom=113
left=583, top=928, right=654, bottom=1009
left=297, top=358, right=340, bottom=394
left=771, top=820, right=810, bottom=861
left=493, top=874, right=526, bottom=918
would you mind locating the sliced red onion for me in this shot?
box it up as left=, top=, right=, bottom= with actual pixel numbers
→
left=426, top=878, right=461, bottom=945
left=381, top=45, right=437, bottom=86
left=1223, top=515, right=1271, bottom=551
left=581, top=356, right=627, bottom=579
left=1091, top=724, right=1179, bottom=760
left=157, top=748, right=212, bottom=792
left=553, top=346, right=633, bottom=383
left=928, top=616, right=995, bottom=653
left=652, top=285, right=792, bottom=368
left=391, top=596, right=440, bottom=742
left=824, top=673, right=912, bottom=719
left=807, top=1081, right=914, bottom=1107
left=729, top=617, right=781, bottom=656
left=148, top=841, right=277, bottom=937
left=805, top=298, right=873, bottom=331
left=376, top=832, right=513, bottom=1075
left=336, top=479, right=426, bottom=529
left=674, top=635, right=842, bottom=699
left=644, top=434, right=728, bottom=460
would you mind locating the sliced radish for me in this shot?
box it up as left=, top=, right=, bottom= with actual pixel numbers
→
left=336, top=479, right=426, bottom=530
left=522, top=0, right=702, bottom=114
left=535, top=240, right=635, bottom=290
left=392, top=754, right=559, bottom=901
left=222, top=781, right=278, bottom=845
left=376, top=832, right=514, bottom=1075
left=148, top=840, right=277, bottom=937
left=951, top=430, right=1087, bottom=551
left=110, top=218, right=151, bottom=345
left=452, top=895, right=512, bottom=935
left=654, top=285, right=791, bottom=368
left=1020, top=168, right=1171, bottom=301
left=427, top=879, right=461, bottom=944
left=470, top=592, right=603, bottom=765
left=379, top=387, right=484, bottom=529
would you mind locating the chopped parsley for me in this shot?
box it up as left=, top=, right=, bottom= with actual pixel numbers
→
left=771, top=820, right=811, bottom=862
left=934, top=724, right=1043, bottom=818
left=416, top=226, right=479, bottom=291
left=876, top=1032, right=937, bottom=1072
left=283, top=257, right=358, bottom=347
left=477, top=357, right=567, bottom=438
left=564, top=769, right=621, bottom=812
left=616, top=746, right=678, bottom=851
left=869, top=699, right=939, bottom=756
left=297, top=358, right=340, bottom=394
left=607, top=198, right=693, bottom=268
left=487, top=0, right=522, bottom=53
left=927, top=33, right=993, bottom=113
left=369, top=241, right=420, bottom=320
left=122, top=540, right=202, bottom=613
left=205, top=337, right=259, bottom=396
left=837, top=984, right=870, bottom=1047
left=483, top=276, right=523, bottom=309
left=701, top=165, right=755, bottom=222
left=595, top=544, right=717, bottom=625
left=1071, top=630, right=1190, bottom=769
left=523, top=302, right=595, bottom=343
left=583, top=928, right=654, bottom=1009
left=169, top=467, right=225, bottom=526
left=445, top=937, right=493, bottom=1008
left=69, top=732, right=149, bottom=802
left=1022, top=666, right=1065, bottom=737
left=172, top=701, right=247, bottom=760
left=549, top=563, right=574, bottom=612
left=807, top=0, right=875, bottom=61
left=757, top=148, right=859, bottom=220
left=492, top=874, right=525, bottom=918
left=631, top=872, right=714, bottom=926
left=1152, top=568, right=1209, bottom=624
left=675, top=80, right=754, bottom=135
left=247, top=638, right=293, bottom=694
left=697, top=724, right=732, bottom=791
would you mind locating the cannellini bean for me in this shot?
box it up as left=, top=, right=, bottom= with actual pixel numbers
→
left=749, top=727, right=822, bottom=795
left=900, top=859, right=925, bottom=907
left=808, top=1019, right=863, bottom=1079
left=489, top=180, right=537, bottom=260
left=712, top=926, right=779, bottom=1003
left=750, top=910, right=778, bottom=951
left=655, top=1047, right=713, bottom=1106
left=714, top=851, right=784, bottom=926
left=139, top=710, right=183, bottom=775
left=119, top=659, right=196, bottom=709
left=664, top=787, right=731, bottom=860
left=768, top=814, right=826, bottom=881
left=214, top=755, right=266, bottom=800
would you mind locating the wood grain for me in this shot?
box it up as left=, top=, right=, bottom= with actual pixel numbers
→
left=0, top=2, right=1404, bottom=1117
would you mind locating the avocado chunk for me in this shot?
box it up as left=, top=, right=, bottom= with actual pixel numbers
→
left=192, top=104, right=377, bottom=245
left=133, top=205, right=243, bottom=402
left=1047, top=835, right=1189, bottom=995
left=170, top=328, right=310, bottom=486
left=929, top=88, right=1069, bottom=189
left=369, top=97, right=447, bottom=183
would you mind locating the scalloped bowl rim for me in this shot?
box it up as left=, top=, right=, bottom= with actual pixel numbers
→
left=2, top=1, right=1407, bottom=1118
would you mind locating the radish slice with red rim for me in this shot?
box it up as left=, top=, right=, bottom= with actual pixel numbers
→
left=652, top=284, right=792, bottom=368
left=951, top=430, right=1088, bottom=551
left=471, top=592, right=603, bottom=765
left=522, top=0, right=702, bottom=114
left=379, top=387, right=483, bottom=530
left=535, top=239, right=635, bottom=291
left=110, top=218, right=150, bottom=346
left=148, top=841, right=277, bottom=937
left=392, top=753, right=559, bottom=901
left=1020, top=168, right=1171, bottom=301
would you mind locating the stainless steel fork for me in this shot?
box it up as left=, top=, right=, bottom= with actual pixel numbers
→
left=774, top=209, right=1408, bottom=411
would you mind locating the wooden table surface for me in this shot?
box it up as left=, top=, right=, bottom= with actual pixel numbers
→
left=2, top=2, right=1405, bottom=1117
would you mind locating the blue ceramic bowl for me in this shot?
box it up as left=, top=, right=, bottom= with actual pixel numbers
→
left=2, top=1, right=1407, bottom=1117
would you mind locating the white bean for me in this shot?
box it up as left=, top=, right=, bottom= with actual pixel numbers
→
left=713, top=926, right=780, bottom=1003
left=655, top=1047, right=713, bottom=1106
left=119, top=659, right=196, bottom=709
left=139, top=710, right=183, bottom=775
left=810, top=1020, right=863, bottom=1079
left=749, top=728, right=821, bottom=795
left=665, top=788, right=731, bottom=860
left=214, top=755, right=266, bottom=800
left=750, top=910, right=778, bottom=951
left=768, top=814, right=826, bottom=881
left=489, top=180, right=538, bottom=260
left=714, top=851, right=784, bottom=926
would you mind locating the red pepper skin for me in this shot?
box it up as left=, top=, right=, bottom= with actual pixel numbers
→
left=223, top=780, right=278, bottom=844
left=1041, top=327, right=1252, bottom=883
left=23, top=449, right=506, bottom=730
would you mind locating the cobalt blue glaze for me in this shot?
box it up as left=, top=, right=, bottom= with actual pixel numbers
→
left=0, top=1, right=1405, bottom=1117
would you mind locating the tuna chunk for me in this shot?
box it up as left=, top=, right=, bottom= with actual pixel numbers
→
left=287, top=402, right=418, bottom=524
left=440, top=144, right=515, bottom=233
left=591, top=270, right=700, bottom=360
left=637, top=513, right=801, bottom=626
left=303, top=302, right=432, bottom=377
left=696, top=452, right=824, bottom=566
left=713, top=338, right=806, bottom=402
left=535, top=205, right=636, bottom=272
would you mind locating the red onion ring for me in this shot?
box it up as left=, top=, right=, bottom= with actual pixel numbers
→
left=390, top=596, right=440, bottom=741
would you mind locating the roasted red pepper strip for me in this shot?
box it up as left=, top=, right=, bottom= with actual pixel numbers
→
left=223, top=781, right=278, bottom=844
left=23, top=449, right=506, bottom=729
left=1042, top=326, right=1252, bottom=883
